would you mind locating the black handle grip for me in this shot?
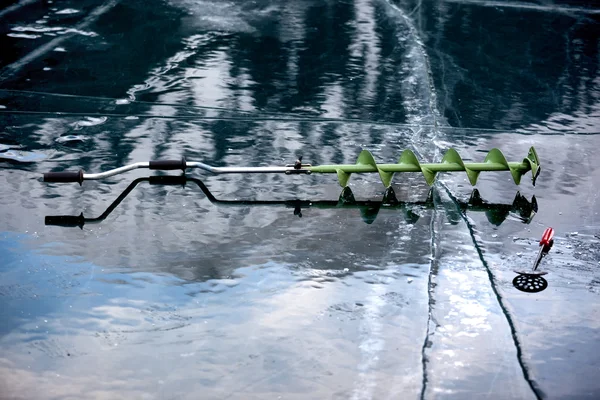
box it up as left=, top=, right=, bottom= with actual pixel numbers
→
left=149, top=157, right=186, bottom=171
left=43, top=170, right=84, bottom=185
left=45, top=214, right=85, bottom=228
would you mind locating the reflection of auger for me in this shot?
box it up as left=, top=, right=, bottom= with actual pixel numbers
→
left=43, top=147, right=541, bottom=188
left=44, top=176, right=538, bottom=228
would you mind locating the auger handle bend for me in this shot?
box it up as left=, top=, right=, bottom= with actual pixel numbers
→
left=43, top=147, right=541, bottom=188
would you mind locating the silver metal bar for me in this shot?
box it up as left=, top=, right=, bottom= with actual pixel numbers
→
left=186, top=162, right=298, bottom=174
left=83, top=162, right=149, bottom=180
left=531, top=245, right=545, bottom=271
left=80, top=161, right=309, bottom=181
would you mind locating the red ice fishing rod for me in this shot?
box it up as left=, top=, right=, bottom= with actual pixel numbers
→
left=532, top=227, right=554, bottom=271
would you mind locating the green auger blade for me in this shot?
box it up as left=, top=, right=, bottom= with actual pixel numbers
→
left=482, top=147, right=540, bottom=185
left=524, top=146, right=541, bottom=186
left=442, top=148, right=480, bottom=186
left=336, top=150, right=386, bottom=188
left=335, top=150, right=374, bottom=187
left=400, top=149, right=436, bottom=185
left=337, top=169, right=351, bottom=188
left=484, top=148, right=518, bottom=184
left=380, top=149, right=430, bottom=186
left=308, top=147, right=540, bottom=188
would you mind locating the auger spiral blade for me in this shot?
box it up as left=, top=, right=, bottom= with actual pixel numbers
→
left=308, top=146, right=541, bottom=188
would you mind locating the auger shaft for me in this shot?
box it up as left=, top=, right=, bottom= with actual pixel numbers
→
left=309, top=161, right=529, bottom=173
